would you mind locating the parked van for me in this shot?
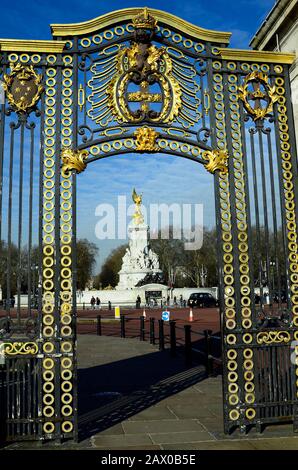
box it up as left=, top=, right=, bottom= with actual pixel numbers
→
left=187, top=292, right=218, bottom=308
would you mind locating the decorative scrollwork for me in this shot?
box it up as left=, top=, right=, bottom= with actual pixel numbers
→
left=3, top=63, right=44, bottom=114
left=202, top=149, right=229, bottom=174
left=0, top=342, right=38, bottom=356
left=256, top=331, right=291, bottom=345
left=61, top=148, right=89, bottom=174
left=134, top=126, right=159, bottom=151
left=238, top=71, right=278, bottom=121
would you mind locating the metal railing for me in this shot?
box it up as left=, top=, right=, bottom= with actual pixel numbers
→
left=92, top=314, right=222, bottom=376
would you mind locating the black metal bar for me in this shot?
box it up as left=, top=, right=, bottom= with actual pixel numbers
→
left=0, top=62, right=6, bottom=243
left=140, top=315, right=145, bottom=341
left=149, top=317, right=155, bottom=345
left=266, top=129, right=282, bottom=307
left=250, top=128, right=264, bottom=305
left=6, top=121, right=18, bottom=320
left=204, top=329, right=213, bottom=376
left=27, top=122, right=35, bottom=318
left=158, top=319, right=165, bottom=351
left=17, top=120, right=25, bottom=325
left=170, top=320, right=176, bottom=357
left=96, top=314, right=101, bottom=336
left=258, top=129, right=272, bottom=304
left=184, top=324, right=192, bottom=366
left=120, top=314, right=125, bottom=338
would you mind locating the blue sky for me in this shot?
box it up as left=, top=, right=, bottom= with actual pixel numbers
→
left=1, top=0, right=275, bottom=272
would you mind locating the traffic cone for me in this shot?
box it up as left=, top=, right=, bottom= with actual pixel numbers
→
left=189, top=308, right=193, bottom=322
left=143, top=308, right=146, bottom=319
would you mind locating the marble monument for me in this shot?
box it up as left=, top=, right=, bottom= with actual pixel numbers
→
left=116, top=189, right=163, bottom=290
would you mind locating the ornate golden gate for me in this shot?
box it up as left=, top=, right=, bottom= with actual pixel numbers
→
left=0, top=8, right=297, bottom=441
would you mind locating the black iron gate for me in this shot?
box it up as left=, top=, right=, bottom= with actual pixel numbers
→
left=0, top=7, right=297, bottom=441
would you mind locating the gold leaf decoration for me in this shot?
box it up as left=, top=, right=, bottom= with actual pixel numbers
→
left=238, top=71, right=278, bottom=121
left=256, top=330, right=291, bottom=345
left=134, top=127, right=159, bottom=151
left=61, top=148, right=89, bottom=174
left=202, top=149, right=229, bottom=174
left=3, top=63, right=44, bottom=113
left=0, top=342, right=38, bottom=356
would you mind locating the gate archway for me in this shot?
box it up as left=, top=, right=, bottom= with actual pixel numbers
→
left=0, top=7, right=297, bottom=441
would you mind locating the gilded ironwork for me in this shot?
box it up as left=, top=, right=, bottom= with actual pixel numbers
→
left=219, top=48, right=295, bottom=64
left=86, top=9, right=203, bottom=128
left=202, top=149, right=229, bottom=174
left=257, top=331, right=291, bottom=345
left=0, top=342, right=38, bottom=356
left=238, top=71, right=278, bottom=121
left=50, top=8, right=231, bottom=43
left=132, top=7, right=157, bottom=30
left=134, top=127, right=159, bottom=151
left=3, top=63, right=44, bottom=113
left=61, top=148, right=88, bottom=174
left=1, top=6, right=298, bottom=444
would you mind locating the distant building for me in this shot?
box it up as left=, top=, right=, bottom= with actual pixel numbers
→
left=250, top=0, right=298, bottom=146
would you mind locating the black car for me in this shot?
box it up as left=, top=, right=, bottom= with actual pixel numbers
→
left=187, top=292, right=218, bottom=308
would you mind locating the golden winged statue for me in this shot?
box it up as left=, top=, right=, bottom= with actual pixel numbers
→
left=132, top=188, right=144, bottom=225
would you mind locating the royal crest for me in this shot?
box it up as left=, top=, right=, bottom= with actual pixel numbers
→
left=87, top=9, right=199, bottom=129
left=3, top=63, right=44, bottom=114
left=238, top=71, right=278, bottom=121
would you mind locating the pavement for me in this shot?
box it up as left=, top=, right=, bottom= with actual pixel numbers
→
left=3, top=335, right=298, bottom=450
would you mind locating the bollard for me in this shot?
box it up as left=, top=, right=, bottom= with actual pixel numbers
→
left=204, top=329, right=213, bottom=376
left=115, top=305, right=120, bottom=319
left=120, top=314, right=125, bottom=338
left=96, top=315, right=102, bottom=336
left=184, top=324, right=192, bottom=365
left=149, top=317, right=155, bottom=345
left=170, top=320, right=176, bottom=357
left=158, top=319, right=165, bottom=350
left=140, top=315, right=145, bottom=341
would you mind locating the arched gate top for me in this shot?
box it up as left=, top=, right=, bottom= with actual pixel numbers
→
left=50, top=7, right=232, bottom=43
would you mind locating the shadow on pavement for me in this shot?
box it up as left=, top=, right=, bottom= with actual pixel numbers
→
left=78, top=344, right=217, bottom=441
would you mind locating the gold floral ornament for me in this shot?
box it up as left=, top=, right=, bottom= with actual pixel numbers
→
left=257, top=330, right=291, bottom=345
left=0, top=342, right=38, bottom=356
left=134, top=127, right=159, bottom=151
left=61, top=148, right=89, bottom=174
left=238, top=71, right=278, bottom=121
left=202, top=149, right=229, bottom=174
left=3, top=63, right=44, bottom=114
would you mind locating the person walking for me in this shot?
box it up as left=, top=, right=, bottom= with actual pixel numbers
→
left=96, top=297, right=101, bottom=310
left=90, top=296, right=95, bottom=310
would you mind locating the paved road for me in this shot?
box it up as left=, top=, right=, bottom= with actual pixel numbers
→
left=4, top=334, right=298, bottom=450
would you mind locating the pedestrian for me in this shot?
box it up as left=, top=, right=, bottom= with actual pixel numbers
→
left=136, top=295, right=141, bottom=309
left=108, top=300, right=112, bottom=310
left=180, top=294, right=183, bottom=307
left=96, top=297, right=101, bottom=310
left=90, top=296, right=95, bottom=310
left=167, top=295, right=170, bottom=305
left=174, top=296, right=177, bottom=306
